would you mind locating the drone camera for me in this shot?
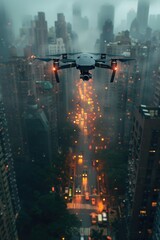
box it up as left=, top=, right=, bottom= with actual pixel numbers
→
left=83, top=75, right=90, bottom=81
left=80, top=73, right=92, bottom=81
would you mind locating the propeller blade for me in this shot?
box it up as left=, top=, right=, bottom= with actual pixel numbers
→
left=116, top=58, right=135, bottom=62
left=47, top=52, right=81, bottom=56
left=110, top=70, right=116, bottom=82
left=67, top=52, right=82, bottom=55
left=47, top=54, right=62, bottom=57
left=61, top=59, right=76, bottom=63
left=111, top=58, right=135, bottom=62
left=60, top=62, right=76, bottom=69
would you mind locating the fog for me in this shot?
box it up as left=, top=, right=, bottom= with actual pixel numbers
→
left=1, top=0, right=160, bottom=36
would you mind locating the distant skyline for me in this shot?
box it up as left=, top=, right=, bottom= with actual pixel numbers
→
left=1, top=0, right=160, bottom=35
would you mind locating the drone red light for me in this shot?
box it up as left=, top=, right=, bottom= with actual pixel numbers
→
left=53, top=67, right=56, bottom=71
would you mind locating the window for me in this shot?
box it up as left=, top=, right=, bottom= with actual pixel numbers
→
left=140, top=210, right=147, bottom=216
left=151, top=202, right=157, bottom=207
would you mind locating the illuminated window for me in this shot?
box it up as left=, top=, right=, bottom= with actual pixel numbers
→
left=140, top=210, right=147, bottom=215
left=154, top=189, right=160, bottom=192
left=152, top=202, right=157, bottom=207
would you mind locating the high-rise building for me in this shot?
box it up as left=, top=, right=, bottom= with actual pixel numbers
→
left=0, top=98, right=20, bottom=240
left=0, top=3, right=13, bottom=61
left=126, top=9, right=136, bottom=31
left=126, top=105, right=160, bottom=240
left=24, top=95, right=53, bottom=165
left=48, top=38, right=66, bottom=55
left=33, top=12, right=48, bottom=56
left=97, top=4, right=114, bottom=32
left=55, top=13, right=68, bottom=49
left=100, top=20, right=114, bottom=52
left=137, top=0, right=150, bottom=35
left=152, top=194, right=160, bottom=240
left=0, top=58, right=36, bottom=160
left=153, top=71, right=160, bottom=107
left=72, top=3, right=89, bottom=33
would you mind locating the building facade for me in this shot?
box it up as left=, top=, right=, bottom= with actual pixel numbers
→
left=126, top=105, right=160, bottom=240
left=0, top=99, right=20, bottom=240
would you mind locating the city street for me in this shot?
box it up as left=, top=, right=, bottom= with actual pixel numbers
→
left=67, top=80, right=110, bottom=239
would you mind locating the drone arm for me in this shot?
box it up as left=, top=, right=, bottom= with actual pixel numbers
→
left=35, top=57, right=53, bottom=62
left=59, top=62, right=76, bottom=69
left=95, top=62, right=112, bottom=69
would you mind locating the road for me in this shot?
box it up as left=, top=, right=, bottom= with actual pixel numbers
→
left=67, top=80, right=110, bottom=239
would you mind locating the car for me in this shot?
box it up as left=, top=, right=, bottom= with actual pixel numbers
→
left=97, top=213, right=103, bottom=226
left=91, top=197, right=96, bottom=205
left=64, top=187, right=69, bottom=194
left=82, top=169, right=88, bottom=177
left=75, top=186, right=81, bottom=194
left=80, top=236, right=84, bottom=240
left=102, top=211, right=108, bottom=225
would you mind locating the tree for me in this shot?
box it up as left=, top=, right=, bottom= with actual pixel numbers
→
left=90, top=228, right=104, bottom=240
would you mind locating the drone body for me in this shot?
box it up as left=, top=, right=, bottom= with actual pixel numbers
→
left=35, top=52, right=134, bottom=83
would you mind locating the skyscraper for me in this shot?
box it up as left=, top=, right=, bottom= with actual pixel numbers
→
left=100, top=20, right=114, bottom=52
left=72, top=3, right=89, bottom=33
left=55, top=13, right=68, bottom=48
left=152, top=194, right=160, bottom=240
left=126, top=9, right=136, bottom=30
left=34, top=12, right=48, bottom=56
left=97, top=4, right=114, bottom=32
left=0, top=3, right=13, bottom=60
left=0, top=98, right=20, bottom=240
left=24, top=95, right=53, bottom=165
left=137, top=0, right=150, bottom=35
left=126, top=105, right=160, bottom=240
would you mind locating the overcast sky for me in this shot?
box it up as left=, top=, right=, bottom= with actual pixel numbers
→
left=1, top=0, right=160, bottom=34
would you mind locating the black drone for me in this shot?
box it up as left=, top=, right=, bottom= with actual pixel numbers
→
left=35, top=52, right=134, bottom=83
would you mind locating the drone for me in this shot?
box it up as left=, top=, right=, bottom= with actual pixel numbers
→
left=35, top=52, right=134, bottom=83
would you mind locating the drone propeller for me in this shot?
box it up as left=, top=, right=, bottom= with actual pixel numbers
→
left=114, top=58, right=135, bottom=62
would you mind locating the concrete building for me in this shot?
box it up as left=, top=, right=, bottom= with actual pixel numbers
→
left=130, top=0, right=150, bottom=40
left=72, top=2, right=89, bottom=33
left=48, top=38, right=66, bottom=55
left=100, top=20, right=114, bottom=52
left=97, top=4, right=114, bottom=32
left=0, top=99, right=20, bottom=240
left=0, top=3, right=13, bottom=61
left=137, top=0, right=150, bottom=35
left=55, top=13, right=68, bottom=49
left=0, top=58, right=36, bottom=160
left=33, top=12, right=48, bottom=56
left=24, top=95, right=53, bottom=165
left=152, top=194, right=160, bottom=240
left=126, top=105, right=160, bottom=240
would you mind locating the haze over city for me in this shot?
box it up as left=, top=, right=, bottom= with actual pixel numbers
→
left=1, top=0, right=160, bottom=34
left=1, top=0, right=160, bottom=240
